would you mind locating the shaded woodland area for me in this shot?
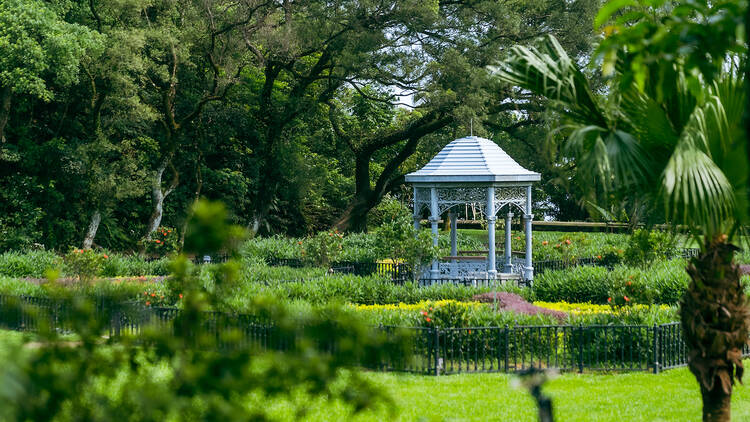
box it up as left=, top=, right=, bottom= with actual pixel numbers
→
left=0, top=0, right=601, bottom=251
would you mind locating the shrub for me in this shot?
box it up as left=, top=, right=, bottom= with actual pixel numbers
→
left=532, top=266, right=611, bottom=303
left=0, top=250, right=62, bottom=278
left=623, top=229, right=677, bottom=267
left=299, top=229, right=344, bottom=267
left=145, top=226, right=180, bottom=256
left=63, top=248, right=107, bottom=283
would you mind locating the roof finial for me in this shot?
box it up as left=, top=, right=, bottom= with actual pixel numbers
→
left=470, top=118, right=473, bottom=137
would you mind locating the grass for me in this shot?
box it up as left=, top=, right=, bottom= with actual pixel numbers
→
left=2, top=329, right=748, bottom=421
left=286, top=366, right=750, bottom=421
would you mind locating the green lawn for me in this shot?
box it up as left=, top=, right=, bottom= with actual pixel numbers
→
left=286, top=367, right=750, bottom=422
left=3, top=329, right=748, bottom=421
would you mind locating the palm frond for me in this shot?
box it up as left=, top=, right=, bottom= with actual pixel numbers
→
left=490, top=35, right=608, bottom=127
left=661, top=100, right=736, bottom=237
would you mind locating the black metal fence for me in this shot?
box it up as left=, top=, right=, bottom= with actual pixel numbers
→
left=3, top=294, right=747, bottom=375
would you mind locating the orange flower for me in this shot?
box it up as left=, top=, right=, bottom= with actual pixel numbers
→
left=425, top=317, right=431, bottom=322
left=151, top=293, right=156, bottom=297
left=624, top=296, right=630, bottom=302
left=542, top=241, right=548, bottom=246
left=179, top=294, right=183, bottom=299
left=626, top=281, right=632, bottom=286
left=103, top=254, right=109, bottom=259
left=597, top=255, right=602, bottom=259
left=144, top=291, right=148, bottom=296
left=565, top=239, right=571, bottom=245
left=607, top=297, right=612, bottom=303
left=146, top=301, right=150, bottom=306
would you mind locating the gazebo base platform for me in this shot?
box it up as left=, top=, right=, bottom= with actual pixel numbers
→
left=418, top=273, right=521, bottom=287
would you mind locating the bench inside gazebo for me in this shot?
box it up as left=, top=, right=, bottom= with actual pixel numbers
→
left=405, top=136, right=540, bottom=283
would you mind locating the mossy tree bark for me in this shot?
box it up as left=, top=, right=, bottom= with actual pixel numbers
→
left=680, top=236, right=750, bottom=422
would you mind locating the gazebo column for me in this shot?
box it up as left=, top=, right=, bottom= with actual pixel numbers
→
left=449, top=212, right=457, bottom=277
left=503, top=212, right=513, bottom=273
left=413, top=187, right=421, bottom=231
left=523, top=185, right=534, bottom=282
left=429, top=187, right=440, bottom=280
left=449, top=212, right=458, bottom=256
left=486, top=187, right=497, bottom=279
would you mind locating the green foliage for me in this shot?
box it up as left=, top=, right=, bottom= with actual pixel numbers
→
left=0, top=250, right=62, bottom=278
left=0, top=200, right=410, bottom=420
left=299, top=230, right=344, bottom=267
left=0, top=0, right=100, bottom=100
left=62, top=248, right=106, bottom=283
left=374, top=202, right=438, bottom=275
left=183, top=200, right=246, bottom=257
left=623, top=229, right=676, bottom=267
left=533, top=260, right=692, bottom=305
left=493, top=34, right=748, bottom=244
left=144, top=226, right=179, bottom=256
left=533, top=266, right=611, bottom=304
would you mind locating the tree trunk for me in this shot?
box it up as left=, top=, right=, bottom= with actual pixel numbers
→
left=82, top=210, right=102, bottom=249
left=335, top=197, right=370, bottom=233
left=0, top=85, right=11, bottom=143
left=680, top=235, right=750, bottom=422
left=141, top=158, right=179, bottom=250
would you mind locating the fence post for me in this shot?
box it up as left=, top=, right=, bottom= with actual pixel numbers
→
left=434, top=327, right=441, bottom=376
left=503, top=325, right=509, bottom=372
left=578, top=325, right=585, bottom=373
left=653, top=324, right=660, bottom=374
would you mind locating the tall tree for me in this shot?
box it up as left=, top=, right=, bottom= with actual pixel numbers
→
left=0, top=0, right=99, bottom=143
left=494, top=35, right=750, bottom=422
left=316, top=0, right=600, bottom=232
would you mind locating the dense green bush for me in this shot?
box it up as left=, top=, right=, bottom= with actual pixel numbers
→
left=99, top=255, right=171, bottom=277
left=0, top=250, right=171, bottom=278
left=623, top=229, right=677, bottom=267
left=350, top=300, right=677, bottom=327
left=532, top=260, right=692, bottom=305
left=222, top=274, right=524, bottom=309
left=532, top=266, right=611, bottom=303
left=0, top=250, right=63, bottom=278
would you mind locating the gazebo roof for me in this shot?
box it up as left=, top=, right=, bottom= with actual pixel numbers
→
left=405, top=136, right=541, bottom=183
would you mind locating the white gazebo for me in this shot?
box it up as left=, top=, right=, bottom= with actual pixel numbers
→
left=405, top=136, right=540, bottom=282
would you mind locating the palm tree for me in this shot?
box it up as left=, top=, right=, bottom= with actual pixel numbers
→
left=492, top=35, right=750, bottom=421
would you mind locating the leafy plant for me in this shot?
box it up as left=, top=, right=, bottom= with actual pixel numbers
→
left=623, top=229, right=676, bottom=267
left=62, top=248, right=107, bottom=283
left=144, top=226, right=180, bottom=256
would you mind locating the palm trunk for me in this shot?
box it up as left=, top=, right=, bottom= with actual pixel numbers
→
left=680, top=236, right=750, bottom=422
left=82, top=210, right=102, bottom=249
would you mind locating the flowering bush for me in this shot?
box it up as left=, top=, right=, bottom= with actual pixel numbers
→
left=63, top=248, right=108, bottom=283
left=145, top=226, right=180, bottom=257
left=136, top=287, right=172, bottom=307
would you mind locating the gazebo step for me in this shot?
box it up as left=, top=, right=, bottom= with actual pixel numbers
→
left=497, top=272, right=521, bottom=281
